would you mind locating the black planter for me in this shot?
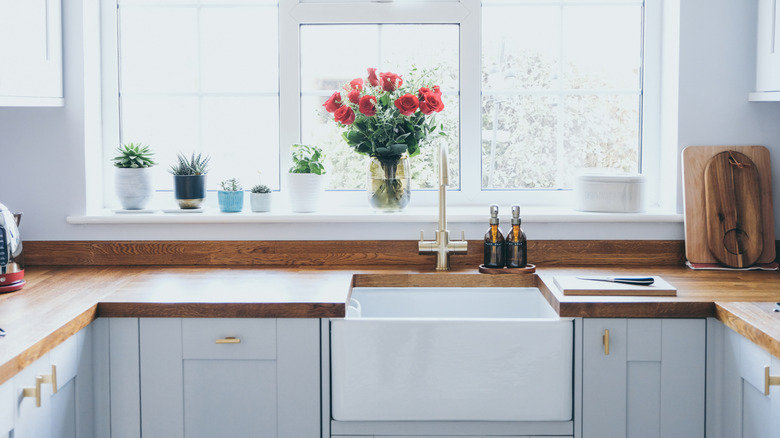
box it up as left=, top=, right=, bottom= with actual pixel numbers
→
left=173, top=175, right=207, bottom=209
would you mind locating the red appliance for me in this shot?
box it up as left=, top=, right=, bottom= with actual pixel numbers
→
left=0, top=202, right=24, bottom=293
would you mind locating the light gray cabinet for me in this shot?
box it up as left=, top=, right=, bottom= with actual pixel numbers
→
left=2, top=326, right=92, bottom=438
left=0, top=0, right=63, bottom=106
left=119, top=318, right=321, bottom=438
left=707, top=319, right=780, bottom=438
left=582, top=318, right=706, bottom=438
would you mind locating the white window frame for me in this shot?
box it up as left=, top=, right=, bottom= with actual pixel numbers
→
left=96, top=0, right=669, bottom=212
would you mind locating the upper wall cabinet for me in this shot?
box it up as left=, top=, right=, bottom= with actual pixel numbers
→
left=0, top=0, right=63, bottom=106
left=751, top=0, right=780, bottom=101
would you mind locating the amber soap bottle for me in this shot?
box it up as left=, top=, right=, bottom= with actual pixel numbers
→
left=483, top=204, right=505, bottom=268
left=505, top=205, right=527, bottom=268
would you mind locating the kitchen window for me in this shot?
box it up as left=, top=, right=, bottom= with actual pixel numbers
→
left=99, top=0, right=663, bottom=210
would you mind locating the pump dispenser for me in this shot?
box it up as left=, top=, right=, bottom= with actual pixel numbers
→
left=483, top=204, right=505, bottom=268
left=505, top=205, right=527, bottom=268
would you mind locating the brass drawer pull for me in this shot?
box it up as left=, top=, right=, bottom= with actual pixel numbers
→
left=41, top=364, right=57, bottom=394
left=216, top=337, right=241, bottom=344
left=22, top=375, right=43, bottom=407
left=603, top=329, right=610, bottom=356
left=764, top=366, right=780, bottom=395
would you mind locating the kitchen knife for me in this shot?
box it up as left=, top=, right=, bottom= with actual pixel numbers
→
left=576, top=276, right=655, bottom=286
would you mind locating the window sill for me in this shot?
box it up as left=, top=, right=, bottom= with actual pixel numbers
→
left=67, top=206, right=682, bottom=225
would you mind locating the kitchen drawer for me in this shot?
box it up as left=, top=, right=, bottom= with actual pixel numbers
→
left=182, top=318, right=276, bottom=360
left=738, top=333, right=772, bottom=394
left=49, top=329, right=79, bottom=385
left=0, top=378, right=12, bottom=436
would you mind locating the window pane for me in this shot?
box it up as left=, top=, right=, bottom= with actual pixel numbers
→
left=300, top=24, right=459, bottom=190
left=200, top=7, right=278, bottom=93
left=115, top=2, right=280, bottom=194
left=482, top=2, right=642, bottom=190
left=482, top=95, right=558, bottom=189
left=119, top=8, right=199, bottom=93
left=563, top=6, right=642, bottom=90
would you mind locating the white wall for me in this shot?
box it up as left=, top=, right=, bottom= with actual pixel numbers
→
left=1, top=0, right=779, bottom=242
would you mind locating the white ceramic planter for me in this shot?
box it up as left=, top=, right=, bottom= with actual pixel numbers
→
left=287, top=173, right=325, bottom=213
left=250, top=192, right=272, bottom=212
left=115, top=167, right=154, bottom=210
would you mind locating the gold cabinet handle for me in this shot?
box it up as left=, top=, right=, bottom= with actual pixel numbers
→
left=764, top=366, right=780, bottom=395
left=40, top=364, right=57, bottom=394
left=603, top=329, right=610, bottom=355
left=22, top=375, right=43, bottom=407
left=215, top=337, right=240, bottom=344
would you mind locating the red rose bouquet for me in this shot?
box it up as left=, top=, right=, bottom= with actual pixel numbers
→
left=322, top=67, right=445, bottom=159
left=322, top=67, right=445, bottom=210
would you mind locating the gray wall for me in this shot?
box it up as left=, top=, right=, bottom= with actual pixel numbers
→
left=1, top=0, right=779, bottom=241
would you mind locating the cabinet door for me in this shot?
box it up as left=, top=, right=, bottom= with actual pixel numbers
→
left=0, top=378, right=13, bottom=437
left=12, top=354, right=54, bottom=438
left=0, top=0, right=63, bottom=103
left=719, top=326, right=780, bottom=437
left=139, top=318, right=320, bottom=438
left=582, top=318, right=706, bottom=438
left=756, top=0, right=780, bottom=91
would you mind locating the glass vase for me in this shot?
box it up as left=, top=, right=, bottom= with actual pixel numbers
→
left=368, top=154, right=411, bottom=211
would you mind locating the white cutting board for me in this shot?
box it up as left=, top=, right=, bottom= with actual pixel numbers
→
left=553, top=276, right=677, bottom=296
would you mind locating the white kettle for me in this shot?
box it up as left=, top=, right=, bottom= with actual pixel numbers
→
left=0, top=202, right=24, bottom=292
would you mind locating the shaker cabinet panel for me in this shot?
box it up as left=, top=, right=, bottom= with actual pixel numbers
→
left=582, top=318, right=705, bottom=438
left=756, top=0, right=780, bottom=92
left=0, top=0, right=63, bottom=105
left=713, top=322, right=780, bottom=438
left=138, top=318, right=320, bottom=438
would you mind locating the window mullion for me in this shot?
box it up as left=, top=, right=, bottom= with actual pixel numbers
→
left=279, top=0, right=300, bottom=191
left=457, top=0, right=482, bottom=202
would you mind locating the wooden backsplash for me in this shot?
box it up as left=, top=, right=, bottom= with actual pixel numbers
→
left=23, top=240, right=688, bottom=267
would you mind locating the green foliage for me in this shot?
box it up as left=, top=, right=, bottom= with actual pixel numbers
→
left=168, top=152, right=211, bottom=176
left=250, top=184, right=271, bottom=194
left=219, top=178, right=242, bottom=191
left=289, top=144, right=326, bottom=175
left=112, top=142, right=156, bottom=168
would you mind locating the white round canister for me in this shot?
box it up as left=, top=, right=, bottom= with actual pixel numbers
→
left=573, top=173, right=646, bottom=213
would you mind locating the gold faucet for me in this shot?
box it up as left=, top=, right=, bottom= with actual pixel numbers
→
left=418, top=143, right=468, bottom=270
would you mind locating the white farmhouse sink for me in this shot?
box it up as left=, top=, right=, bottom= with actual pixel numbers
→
left=330, top=287, right=573, bottom=422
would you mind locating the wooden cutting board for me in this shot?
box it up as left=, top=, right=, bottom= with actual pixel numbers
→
left=704, top=151, right=763, bottom=267
left=553, top=276, right=677, bottom=296
left=682, top=146, right=776, bottom=265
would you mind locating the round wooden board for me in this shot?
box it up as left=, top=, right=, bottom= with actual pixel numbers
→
left=478, top=264, right=536, bottom=274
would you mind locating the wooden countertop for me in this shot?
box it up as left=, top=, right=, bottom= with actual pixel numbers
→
left=2, top=264, right=780, bottom=386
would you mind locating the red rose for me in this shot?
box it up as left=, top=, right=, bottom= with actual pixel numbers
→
left=380, top=72, right=403, bottom=91
left=394, top=93, right=419, bottom=116
left=367, top=68, right=379, bottom=86
left=323, top=91, right=343, bottom=113
left=334, top=106, right=356, bottom=125
left=348, top=78, right=363, bottom=91
left=419, top=92, right=444, bottom=115
left=432, top=85, right=441, bottom=95
left=359, top=95, right=377, bottom=116
left=418, top=87, right=432, bottom=101
left=348, top=89, right=361, bottom=104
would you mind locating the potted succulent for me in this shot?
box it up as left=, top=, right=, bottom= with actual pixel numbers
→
left=250, top=184, right=272, bottom=212
left=218, top=178, right=244, bottom=213
left=112, top=142, right=156, bottom=210
left=287, top=144, right=326, bottom=213
left=169, top=152, right=210, bottom=209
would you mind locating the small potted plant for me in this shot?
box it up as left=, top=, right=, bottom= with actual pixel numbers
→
left=112, top=142, right=157, bottom=210
left=218, top=178, right=244, bottom=213
left=250, top=184, right=272, bottom=212
left=169, top=152, right=210, bottom=209
left=287, top=144, right=326, bottom=213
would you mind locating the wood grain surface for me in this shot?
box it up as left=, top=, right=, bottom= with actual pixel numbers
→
left=716, top=302, right=780, bottom=359
left=23, top=240, right=688, bottom=267
left=3, top=260, right=780, bottom=386
left=704, top=151, right=763, bottom=267
left=682, top=145, right=776, bottom=264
